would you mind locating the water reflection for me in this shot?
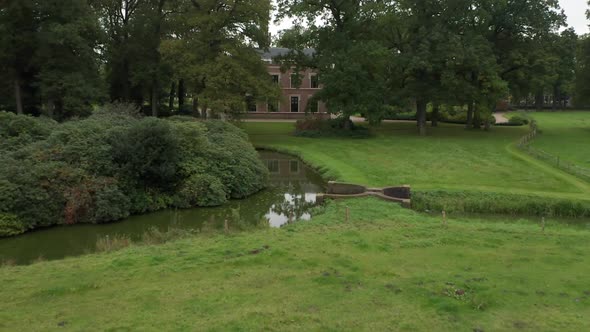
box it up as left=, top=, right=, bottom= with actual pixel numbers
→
left=0, top=151, right=326, bottom=264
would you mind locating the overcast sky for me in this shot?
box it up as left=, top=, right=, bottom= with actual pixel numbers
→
left=270, top=0, right=589, bottom=36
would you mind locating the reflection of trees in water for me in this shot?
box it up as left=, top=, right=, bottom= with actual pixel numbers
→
left=178, top=154, right=326, bottom=230
left=194, top=206, right=267, bottom=232
left=269, top=183, right=317, bottom=226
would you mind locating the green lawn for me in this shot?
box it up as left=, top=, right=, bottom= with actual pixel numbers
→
left=241, top=121, right=590, bottom=201
left=523, top=111, right=590, bottom=169
left=2, top=198, right=589, bottom=331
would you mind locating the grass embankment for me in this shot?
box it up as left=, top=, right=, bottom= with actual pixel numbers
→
left=523, top=111, right=590, bottom=169
left=530, top=112, right=590, bottom=169
left=506, top=111, right=590, bottom=183
left=1, top=198, right=589, bottom=330
left=242, top=121, right=590, bottom=212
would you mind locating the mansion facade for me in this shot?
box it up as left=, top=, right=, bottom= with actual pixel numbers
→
left=245, top=48, right=329, bottom=119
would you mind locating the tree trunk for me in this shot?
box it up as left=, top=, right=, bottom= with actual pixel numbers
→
left=201, top=105, right=207, bottom=119
left=466, top=101, right=474, bottom=129
left=192, top=96, right=199, bottom=117
left=168, top=81, right=176, bottom=111
left=14, top=77, right=23, bottom=115
left=484, top=103, right=494, bottom=131
left=473, top=104, right=481, bottom=129
left=55, top=99, right=64, bottom=120
left=178, top=79, right=185, bottom=110
left=151, top=84, right=158, bottom=117
left=416, top=99, right=427, bottom=136
left=47, top=100, right=55, bottom=119
left=150, top=0, right=165, bottom=117
left=552, top=86, right=558, bottom=111
left=431, top=104, right=439, bottom=127
left=535, top=91, right=544, bottom=110
left=122, top=59, right=131, bottom=101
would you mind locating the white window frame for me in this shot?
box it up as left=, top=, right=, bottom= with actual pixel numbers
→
left=267, top=160, right=280, bottom=174
left=308, top=100, right=320, bottom=113
left=246, top=94, right=258, bottom=112
left=289, top=160, right=300, bottom=174
left=289, top=95, right=300, bottom=113
left=271, top=73, right=281, bottom=85
left=290, top=73, right=299, bottom=88
left=310, top=73, right=319, bottom=89
left=267, top=100, right=280, bottom=113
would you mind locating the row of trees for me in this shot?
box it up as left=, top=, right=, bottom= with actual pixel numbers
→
left=2, top=0, right=590, bottom=130
left=0, top=0, right=279, bottom=120
left=275, top=0, right=585, bottom=134
left=575, top=3, right=590, bottom=105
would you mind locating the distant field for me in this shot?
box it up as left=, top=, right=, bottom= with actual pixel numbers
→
left=241, top=121, right=590, bottom=201
left=2, top=198, right=589, bottom=331
left=523, top=111, right=590, bottom=169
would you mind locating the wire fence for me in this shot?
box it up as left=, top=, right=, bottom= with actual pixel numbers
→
left=517, top=121, right=590, bottom=182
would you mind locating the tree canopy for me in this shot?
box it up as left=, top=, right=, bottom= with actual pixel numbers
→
left=0, top=0, right=588, bottom=126
left=0, top=0, right=278, bottom=120
left=276, top=0, right=581, bottom=134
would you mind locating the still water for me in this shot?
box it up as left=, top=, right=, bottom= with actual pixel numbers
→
left=0, top=151, right=326, bottom=264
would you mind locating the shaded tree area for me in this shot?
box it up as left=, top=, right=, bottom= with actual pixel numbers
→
left=275, top=0, right=580, bottom=135
left=0, top=0, right=279, bottom=120
left=0, top=0, right=102, bottom=120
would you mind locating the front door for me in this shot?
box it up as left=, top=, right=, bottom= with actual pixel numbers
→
left=290, top=96, right=299, bottom=112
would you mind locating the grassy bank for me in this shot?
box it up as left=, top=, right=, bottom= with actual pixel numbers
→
left=524, top=111, right=590, bottom=169
left=241, top=121, right=590, bottom=202
left=1, top=198, right=589, bottom=331
left=413, top=190, right=590, bottom=218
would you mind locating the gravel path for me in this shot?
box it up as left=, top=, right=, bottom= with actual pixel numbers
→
left=494, top=112, right=509, bottom=124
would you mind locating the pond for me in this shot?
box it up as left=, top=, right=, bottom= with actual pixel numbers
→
left=0, top=151, right=326, bottom=265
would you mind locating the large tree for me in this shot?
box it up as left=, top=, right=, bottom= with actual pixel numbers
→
left=0, top=0, right=103, bottom=120
left=161, top=0, right=277, bottom=118
left=574, top=2, right=590, bottom=107
left=0, top=0, right=40, bottom=115
left=36, top=0, right=104, bottom=120
left=91, top=0, right=166, bottom=111
left=276, top=0, right=391, bottom=124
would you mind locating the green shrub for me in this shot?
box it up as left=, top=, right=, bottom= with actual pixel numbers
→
left=109, top=118, right=181, bottom=190
left=202, top=121, right=269, bottom=198
left=175, top=174, right=228, bottom=208
left=412, top=190, right=590, bottom=219
left=509, top=115, right=530, bottom=125
left=295, top=117, right=371, bottom=138
left=0, top=214, right=26, bottom=237
left=0, top=108, right=267, bottom=237
left=92, top=182, right=131, bottom=223
left=381, top=107, right=496, bottom=126
left=0, top=111, right=57, bottom=151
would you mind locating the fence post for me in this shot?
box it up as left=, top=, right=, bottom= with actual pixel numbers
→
left=345, top=207, right=350, bottom=222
